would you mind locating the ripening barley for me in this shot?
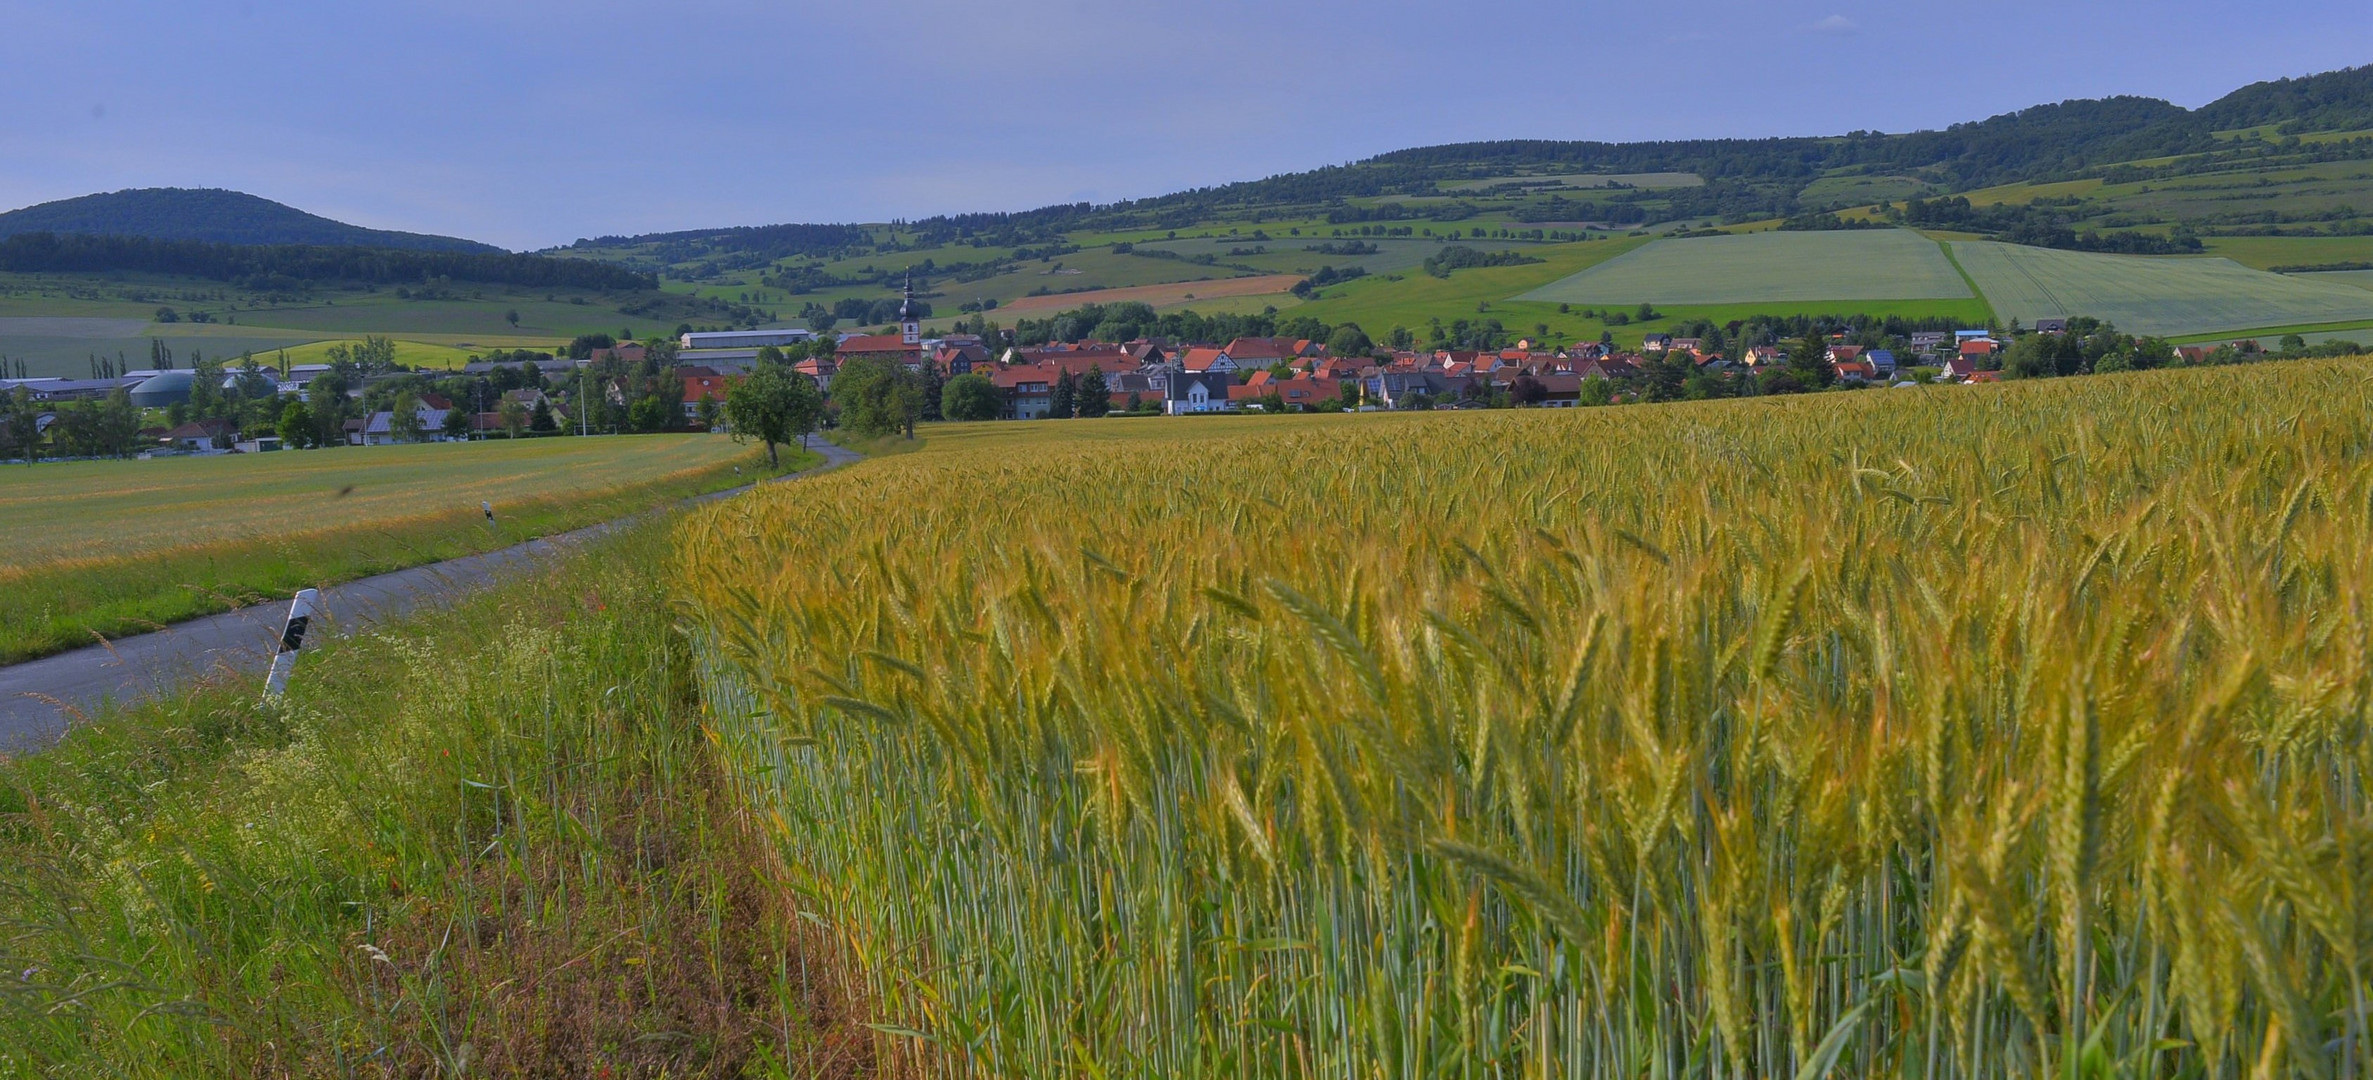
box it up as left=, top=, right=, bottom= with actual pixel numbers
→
left=682, top=359, right=2373, bottom=1078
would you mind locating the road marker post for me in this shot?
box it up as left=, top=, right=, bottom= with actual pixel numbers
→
left=262, top=588, right=320, bottom=700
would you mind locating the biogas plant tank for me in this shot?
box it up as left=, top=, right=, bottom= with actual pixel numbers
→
left=128, top=370, right=195, bottom=408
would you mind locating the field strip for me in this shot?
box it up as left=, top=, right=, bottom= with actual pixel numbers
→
left=1000, top=274, right=1304, bottom=312
left=1952, top=240, right=2373, bottom=337
left=1935, top=240, right=1998, bottom=323
left=1515, top=229, right=1973, bottom=305
left=0, top=441, right=862, bottom=755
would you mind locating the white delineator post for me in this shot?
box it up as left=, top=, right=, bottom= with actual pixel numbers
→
left=262, top=588, right=320, bottom=700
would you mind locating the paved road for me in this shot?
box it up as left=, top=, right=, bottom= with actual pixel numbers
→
left=0, top=440, right=858, bottom=755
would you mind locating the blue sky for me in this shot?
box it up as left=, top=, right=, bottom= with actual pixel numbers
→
left=0, top=1, right=2365, bottom=250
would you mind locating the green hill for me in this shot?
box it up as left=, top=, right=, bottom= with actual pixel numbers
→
left=0, top=188, right=503, bottom=253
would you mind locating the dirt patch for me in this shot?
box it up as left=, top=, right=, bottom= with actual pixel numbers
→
left=1000, top=274, right=1304, bottom=313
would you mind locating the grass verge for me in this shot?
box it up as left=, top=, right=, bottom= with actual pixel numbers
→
left=0, top=443, right=821, bottom=664
left=0, top=512, right=867, bottom=1077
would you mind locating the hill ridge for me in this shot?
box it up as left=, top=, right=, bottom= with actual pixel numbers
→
left=0, top=188, right=503, bottom=254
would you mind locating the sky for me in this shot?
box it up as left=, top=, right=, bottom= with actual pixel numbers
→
left=0, top=1, right=2366, bottom=250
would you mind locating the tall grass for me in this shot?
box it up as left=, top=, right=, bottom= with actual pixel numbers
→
left=0, top=519, right=844, bottom=1076
left=684, top=360, right=2373, bottom=1077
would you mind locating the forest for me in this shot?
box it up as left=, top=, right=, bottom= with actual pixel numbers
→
left=0, top=232, right=657, bottom=292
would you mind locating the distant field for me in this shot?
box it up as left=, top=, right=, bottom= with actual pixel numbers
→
left=0, top=320, right=512, bottom=378
left=1129, top=236, right=1544, bottom=279
left=1000, top=274, right=1306, bottom=313
left=1949, top=242, right=2373, bottom=337
left=0, top=435, right=774, bottom=662
left=2302, top=269, right=2373, bottom=292
left=229, top=337, right=487, bottom=370
left=1515, top=229, right=1973, bottom=305
left=2199, top=234, right=2373, bottom=270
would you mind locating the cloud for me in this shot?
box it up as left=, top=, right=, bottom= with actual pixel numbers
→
left=1808, top=13, right=1856, bottom=34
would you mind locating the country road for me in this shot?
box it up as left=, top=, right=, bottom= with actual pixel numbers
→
left=0, top=439, right=859, bottom=755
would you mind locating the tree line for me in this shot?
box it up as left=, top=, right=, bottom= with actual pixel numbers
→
left=0, top=233, right=657, bottom=291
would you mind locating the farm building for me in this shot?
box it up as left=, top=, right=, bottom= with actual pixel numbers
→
left=679, top=329, right=814, bottom=350
left=128, top=371, right=196, bottom=408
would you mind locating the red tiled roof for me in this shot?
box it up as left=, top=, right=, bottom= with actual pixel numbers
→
left=838, top=334, right=922, bottom=354
left=1181, top=347, right=1229, bottom=372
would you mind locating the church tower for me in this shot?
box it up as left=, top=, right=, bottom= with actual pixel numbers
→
left=899, top=269, right=921, bottom=346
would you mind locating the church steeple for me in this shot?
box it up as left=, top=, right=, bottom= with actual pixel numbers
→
left=899, top=269, right=921, bottom=346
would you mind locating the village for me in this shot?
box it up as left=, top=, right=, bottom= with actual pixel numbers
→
left=0, top=300, right=2259, bottom=458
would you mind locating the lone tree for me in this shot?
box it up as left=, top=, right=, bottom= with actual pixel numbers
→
left=941, top=372, right=1002, bottom=421
left=725, top=364, right=823, bottom=467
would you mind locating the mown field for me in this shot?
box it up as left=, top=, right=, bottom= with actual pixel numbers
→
left=0, top=434, right=786, bottom=662
left=1950, top=241, right=2373, bottom=337
left=1516, top=229, right=1975, bottom=305
left=683, top=358, right=2372, bottom=1076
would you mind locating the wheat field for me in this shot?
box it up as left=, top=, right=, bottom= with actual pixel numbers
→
left=682, top=363, right=2372, bottom=1078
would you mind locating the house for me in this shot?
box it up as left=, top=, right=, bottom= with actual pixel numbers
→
left=1825, top=344, right=1865, bottom=364
left=1576, top=356, right=1642, bottom=381
left=1164, top=371, right=1235, bottom=414
left=933, top=342, right=992, bottom=375
left=1106, top=372, right=1165, bottom=412
left=1744, top=345, right=1785, bottom=372
left=990, top=363, right=1059, bottom=419
left=2033, top=318, right=2069, bottom=334
left=353, top=398, right=455, bottom=446
left=792, top=356, right=838, bottom=390
left=1229, top=376, right=1340, bottom=411
left=1959, top=339, right=1998, bottom=359
left=1510, top=372, right=1584, bottom=407
left=835, top=333, right=927, bottom=368
left=1223, top=337, right=1315, bottom=367
left=1669, top=338, right=1702, bottom=354
left=1909, top=331, right=1949, bottom=351
left=1832, top=359, right=1877, bottom=383
left=588, top=341, right=649, bottom=364
left=679, top=366, right=738, bottom=419
left=164, top=419, right=236, bottom=452
left=1865, top=349, right=1898, bottom=376
left=1940, top=355, right=1980, bottom=381
left=1640, top=333, right=1674, bottom=351
left=1179, top=347, right=1237, bottom=374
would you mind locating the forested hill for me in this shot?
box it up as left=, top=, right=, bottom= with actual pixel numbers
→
left=0, top=188, right=502, bottom=254
left=565, top=64, right=2370, bottom=264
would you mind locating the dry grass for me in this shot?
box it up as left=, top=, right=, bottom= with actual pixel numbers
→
left=682, top=359, right=2373, bottom=1077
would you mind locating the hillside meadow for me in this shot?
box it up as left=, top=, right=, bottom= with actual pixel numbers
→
left=0, top=434, right=788, bottom=662
left=683, top=359, right=2373, bottom=1077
